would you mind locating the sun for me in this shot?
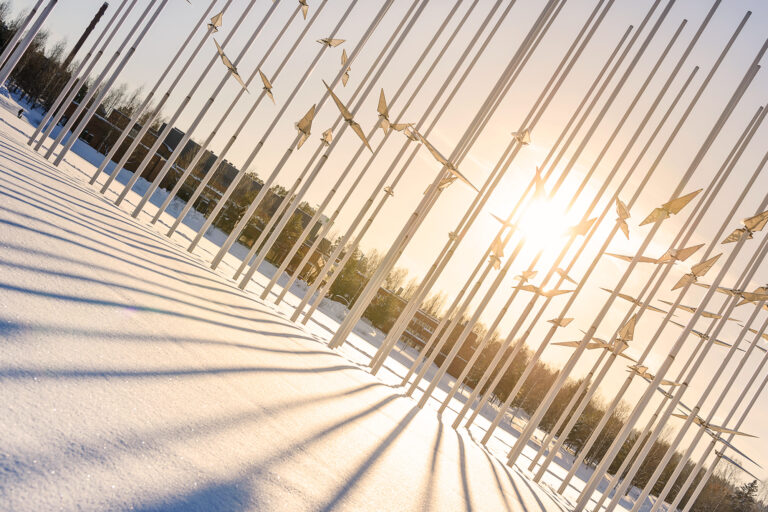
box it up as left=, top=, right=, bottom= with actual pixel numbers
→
left=515, top=196, right=570, bottom=254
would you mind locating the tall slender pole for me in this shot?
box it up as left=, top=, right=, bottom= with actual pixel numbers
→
left=88, top=0, right=219, bottom=186
left=0, top=0, right=45, bottom=71
left=375, top=0, right=658, bottom=378
left=262, top=0, right=474, bottom=304
left=466, top=1, right=679, bottom=442
left=97, top=0, right=241, bottom=194
left=646, top=311, right=768, bottom=511
left=31, top=0, right=134, bottom=151
left=169, top=0, right=358, bottom=241
left=234, top=0, right=434, bottom=289
left=110, top=0, right=262, bottom=205
left=204, top=0, right=397, bottom=267
left=61, top=2, right=108, bottom=70
left=605, top=231, right=768, bottom=512
left=128, top=1, right=287, bottom=218
left=678, top=340, right=768, bottom=512
left=294, top=0, right=519, bottom=325
left=44, top=0, right=161, bottom=161
left=573, top=61, right=766, bottom=511
left=554, top=100, right=765, bottom=496
left=28, top=0, right=127, bottom=147
left=409, top=15, right=685, bottom=409
left=0, top=0, right=58, bottom=85
left=152, top=2, right=314, bottom=226
left=327, top=0, right=564, bottom=350
left=505, top=39, right=766, bottom=476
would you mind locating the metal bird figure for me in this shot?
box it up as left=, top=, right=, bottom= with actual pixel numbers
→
left=258, top=70, right=274, bottom=103
left=489, top=235, right=505, bottom=270
left=317, top=37, right=345, bottom=47
left=616, top=198, right=630, bottom=239
left=628, top=364, right=681, bottom=386
left=658, top=299, right=739, bottom=322
left=566, top=217, right=596, bottom=238
left=656, top=243, right=705, bottom=264
left=672, top=253, right=722, bottom=290
left=413, top=129, right=478, bottom=192
left=208, top=11, right=223, bottom=32
left=512, top=129, right=531, bottom=145
left=722, top=209, right=768, bottom=244
left=323, top=80, right=372, bottom=151
left=383, top=185, right=394, bottom=197
left=295, top=104, right=316, bottom=149
left=377, top=89, right=390, bottom=134
left=737, top=286, right=768, bottom=306
left=548, top=317, right=574, bottom=328
left=213, top=39, right=248, bottom=92
left=715, top=451, right=761, bottom=481
left=515, top=284, right=574, bottom=298
left=514, top=270, right=538, bottom=283
left=490, top=213, right=516, bottom=232
left=320, top=128, right=332, bottom=146
left=606, top=253, right=660, bottom=264
left=341, top=49, right=350, bottom=86
left=599, top=287, right=669, bottom=314
left=640, top=189, right=702, bottom=226
left=671, top=413, right=757, bottom=437
left=670, top=321, right=742, bottom=351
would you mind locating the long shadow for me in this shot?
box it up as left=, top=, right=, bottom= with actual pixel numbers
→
left=456, top=432, right=475, bottom=511
left=0, top=241, right=280, bottom=317
left=0, top=282, right=299, bottom=337
left=130, top=479, right=253, bottom=512
left=0, top=259, right=297, bottom=330
left=423, top=421, right=445, bottom=510
left=0, top=363, right=365, bottom=382
left=476, top=441, right=514, bottom=512
left=0, top=319, right=338, bottom=357
left=317, top=407, right=419, bottom=511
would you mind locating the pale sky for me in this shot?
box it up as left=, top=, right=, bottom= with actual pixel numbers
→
left=13, top=0, right=768, bottom=482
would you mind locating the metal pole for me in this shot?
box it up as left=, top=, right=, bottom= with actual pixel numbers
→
left=0, top=0, right=45, bottom=70
left=88, top=0, right=220, bottom=186
left=207, top=0, right=398, bottom=268
left=0, top=0, right=57, bottom=85
left=109, top=0, right=262, bottom=204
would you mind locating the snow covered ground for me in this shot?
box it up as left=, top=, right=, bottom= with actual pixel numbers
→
left=0, top=93, right=667, bottom=511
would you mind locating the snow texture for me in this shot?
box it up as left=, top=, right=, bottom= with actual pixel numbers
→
left=0, top=91, right=665, bottom=511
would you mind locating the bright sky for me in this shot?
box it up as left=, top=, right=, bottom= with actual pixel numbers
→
left=14, top=0, right=768, bottom=482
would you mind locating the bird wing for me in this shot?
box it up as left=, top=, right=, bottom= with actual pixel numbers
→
left=721, top=228, right=745, bottom=244
left=675, top=243, right=705, bottom=262
left=708, top=424, right=757, bottom=437
left=618, top=315, right=636, bottom=341
left=296, top=104, right=316, bottom=134
left=556, top=268, right=577, bottom=284
left=740, top=291, right=768, bottom=303
left=259, top=69, right=272, bottom=90
left=640, top=207, right=668, bottom=226
left=297, top=132, right=309, bottom=149
left=714, top=438, right=762, bottom=468
left=230, top=70, right=248, bottom=92
left=515, top=284, right=538, bottom=293
left=691, top=254, right=721, bottom=277
left=663, top=188, right=702, bottom=214
left=322, top=80, right=353, bottom=121
left=377, top=88, right=388, bottom=118
left=209, top=12, right=223, bottom=29
left=616, top=198, right=630, bottom=220
left=341, top=71, right=350, bottom=87
left=672, top=273, right=694, bottom=291
left=717, top=452, right=761, bottom=481
left=341, top=48, right=348, bottom=66
left=618, top=219, right=629, bottom=239
left=568, top=217, right=596, bottom=237
left=414, top=131, right=449, bottom=166
left=349, top=121, right=372, bottom=152
left=542, top=289, right=574, bottom=298
left=606, top=253, right=657, bottom=264
left=301, top=2, right=308, bottom=19
left=490, top=235, right=505, bottom=259
left=327, top=38, right=345, bottom=47
left=743, top=209, right=768, bottom=232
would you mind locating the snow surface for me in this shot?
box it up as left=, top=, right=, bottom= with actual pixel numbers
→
left=0, top=92, right=668, bottom=511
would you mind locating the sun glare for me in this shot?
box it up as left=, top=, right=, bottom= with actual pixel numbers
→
left=516, top=197, right=569, bottom=253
